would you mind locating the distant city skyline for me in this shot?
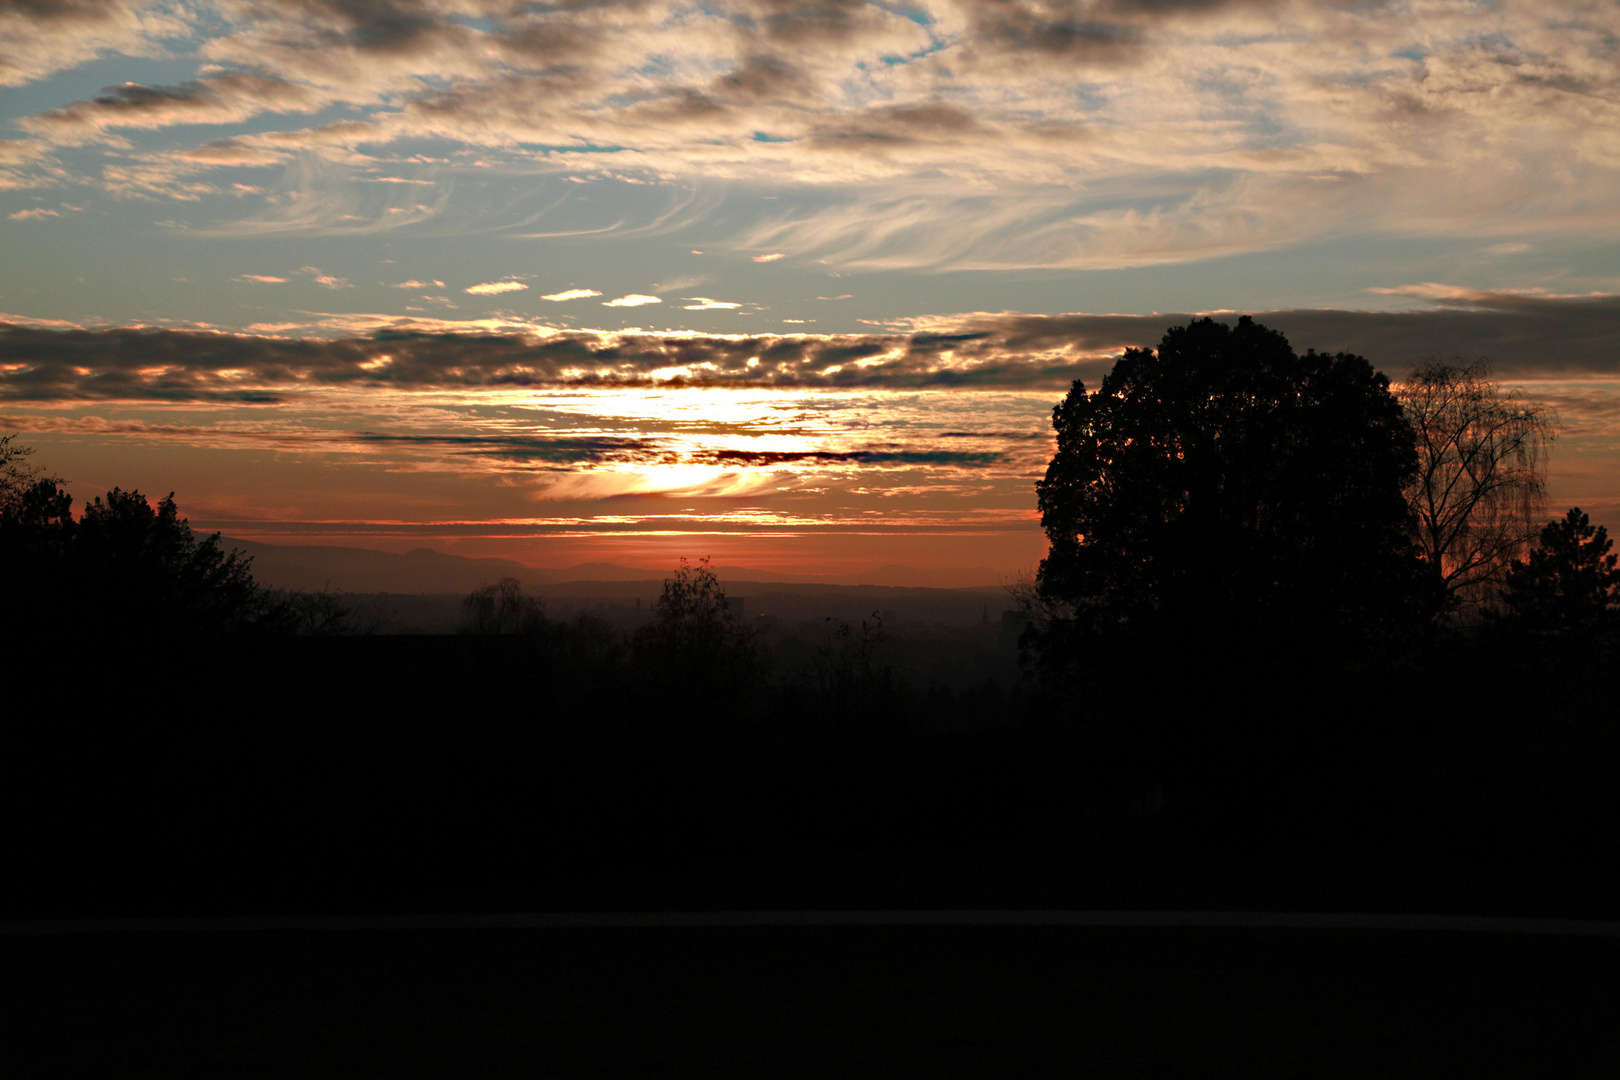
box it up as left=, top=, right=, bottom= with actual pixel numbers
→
left=4, top=1, right=1617, bottom=572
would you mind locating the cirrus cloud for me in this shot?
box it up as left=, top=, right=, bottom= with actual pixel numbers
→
left=2, top=0, right=1619, bottom=275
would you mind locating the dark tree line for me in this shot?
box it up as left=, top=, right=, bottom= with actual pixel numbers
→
left=1, top=442, right=275, bottom=641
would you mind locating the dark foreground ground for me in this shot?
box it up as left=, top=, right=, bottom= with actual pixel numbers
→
left=6, top=627, right=1617, bottom=1076
left=7, top=630, right=1618, bottom=918
left=7, top=921, right=1619, bottom=1079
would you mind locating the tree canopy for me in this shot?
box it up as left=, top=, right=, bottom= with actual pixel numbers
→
left=1033, top=316, right=1426, bottom=649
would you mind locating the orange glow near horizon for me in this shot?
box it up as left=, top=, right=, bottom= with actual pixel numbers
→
left=5, top=385, right=1060, bottom=576
left=7, top=375, right=1618, bottom=579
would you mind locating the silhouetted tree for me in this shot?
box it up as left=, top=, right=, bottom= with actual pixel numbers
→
left=461, top=576, right=546, bottom=634
left=1032, top=316, right=1426, bottom=655
left=3, top=444, right=272, bottom=638
left=73, top=488, right=266, bottom=635
left=633, top=557, right=767, bottom=706
left=1495, top=508, right=1618, bottom=634
left=1398, top=359, right=1556, bottom=616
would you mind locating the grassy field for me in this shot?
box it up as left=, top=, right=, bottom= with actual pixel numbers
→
left=6, top=923, right=1617, bottom=1078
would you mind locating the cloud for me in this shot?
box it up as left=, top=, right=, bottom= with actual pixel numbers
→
left=541, top=288, right=603, bottom=301
left=172, top=138, right=285, bottom=166
left=8, top=0, right=1615, bottom=265
left=465, top=281, right=529, bottom=295
left=692, top=448, right=1006, bottom=467
left=391, top=279, right=445, bottom=288
left=0, top=0, right=191, bottom=88
left=354, top=431, right=656, bottom=465
left=603, top=294, right=663, bottom=307
left=19, top=73, right=326, bottom=146
left=752, top=253, right=787, bottom=262
left=237, top=274, right=287, bottom=284
left=7, top=207, right=59, bottom=220
left=683, top=298, right=743, bottom=310
left=301, top=267, right=352, bottom=289
left=650, top=274, right=709, bottom=293
left=5, top=293, right=1618, bottom=404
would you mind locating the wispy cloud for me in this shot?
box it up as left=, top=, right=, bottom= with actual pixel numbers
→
left=541, top=288, right=602, bottom=302
left=682, top=298, right=742, bottom=310
left=392, top=279, right=444, bottom=289
left=650, top=274, right=709, bottom=294
left=237, top=274, right=287, bottom=284
left=301, top=267, right=352, bottom=290
left=603, top=294, right=662, bottom=307
left=9, top=0, right=1617, bottom=269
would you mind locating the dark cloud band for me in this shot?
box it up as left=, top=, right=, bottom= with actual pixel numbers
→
left=2, top=292, right=1617, bottom=401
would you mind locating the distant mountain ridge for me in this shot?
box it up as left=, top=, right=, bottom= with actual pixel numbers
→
left=218, top=537, right=1010, bottom=593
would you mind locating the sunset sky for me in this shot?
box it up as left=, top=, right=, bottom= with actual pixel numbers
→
left=3, top=0, right=1617, bottom=576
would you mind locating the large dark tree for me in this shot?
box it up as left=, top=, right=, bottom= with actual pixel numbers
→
left=1033, top=316, right=1427, bottom=654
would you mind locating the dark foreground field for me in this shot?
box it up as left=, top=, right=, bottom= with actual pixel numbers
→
left=7, top=623, right=1618, bottom=1075
left=5, top=919, right=1617, bottom=1078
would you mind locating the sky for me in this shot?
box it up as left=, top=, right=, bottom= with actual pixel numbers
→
left=2, top=0, right=1617, bottom=578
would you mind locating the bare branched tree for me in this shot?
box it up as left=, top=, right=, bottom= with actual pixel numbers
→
left=1398, top=359, right=1557, bottom=614
left=0, top=432, right=47, bottom=513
